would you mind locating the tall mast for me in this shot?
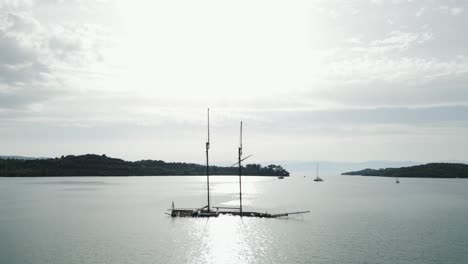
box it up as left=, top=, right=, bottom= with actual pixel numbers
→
left=206, top=108, right=210, bottom=211
left=238, top=121, right=243, bottom=216
left=316, top=162, right=318, bottom=178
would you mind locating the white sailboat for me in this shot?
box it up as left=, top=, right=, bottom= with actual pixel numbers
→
left=314, top=163, right=323, bottom=182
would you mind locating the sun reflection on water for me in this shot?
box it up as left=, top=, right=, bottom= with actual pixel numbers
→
left=186, top=216, right=272, bottom=264
left=173, top=176, right=286, bottom=264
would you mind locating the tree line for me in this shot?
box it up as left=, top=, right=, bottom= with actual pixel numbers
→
left=0, top=154, right=290, bottom=177
left=342, top=163, right=468, bottom=178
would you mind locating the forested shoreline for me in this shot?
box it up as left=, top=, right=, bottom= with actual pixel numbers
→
left=0, top=154, right=289, bottom=177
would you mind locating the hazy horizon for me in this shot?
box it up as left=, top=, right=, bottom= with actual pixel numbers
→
left=2, top=1, right=468, bottom=163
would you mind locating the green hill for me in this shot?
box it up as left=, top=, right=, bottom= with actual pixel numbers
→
left=0, top=154, right=289, bottom=177
left=342, top=163, right=468, bottom=178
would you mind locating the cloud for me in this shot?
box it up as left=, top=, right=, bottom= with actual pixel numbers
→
left=253, top=106, right=467, bottom=138
left=0, top=2, right=109, bottom=110
left=306, top=56, right=468, bottom=108
left=415, top=7, right=425, bottom=17
left=349, top=30, right=433, bottom=54
left=0, top=0, right=33, bottom=10
left=440, top=6, right=464, bottom=16
left=5, top=12, right=39, bottom=32
left=0, top=11, right=59, bottom=109
left=305, top=11, right=468, bottom=109
left=0, top=12, right=45, bottom=80
left=322, top=55, right=468, bottom=82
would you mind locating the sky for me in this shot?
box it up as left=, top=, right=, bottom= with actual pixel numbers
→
left=1, top=0, right=468, bottom=164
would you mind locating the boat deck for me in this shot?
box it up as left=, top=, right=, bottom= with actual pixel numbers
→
left=168, top=207, right=309, bottom=218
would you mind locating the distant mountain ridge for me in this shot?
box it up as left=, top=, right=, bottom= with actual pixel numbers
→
left=342, top=163, right=468, bottom=178
left=0, top=154, right=289, bottom=177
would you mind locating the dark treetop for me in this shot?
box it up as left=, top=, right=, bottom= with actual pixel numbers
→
left=341, top=163, right=468, bottom=178
left=0, top=154, right=289, bottom=177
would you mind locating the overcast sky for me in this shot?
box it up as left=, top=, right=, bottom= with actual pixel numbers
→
left=1, top=0, right=468, bottom=163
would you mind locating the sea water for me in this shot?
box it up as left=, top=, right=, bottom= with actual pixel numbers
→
left=1, top=175, right=467, bottom=264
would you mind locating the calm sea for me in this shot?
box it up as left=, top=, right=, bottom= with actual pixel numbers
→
left=0, top=175, right=467, bottom=264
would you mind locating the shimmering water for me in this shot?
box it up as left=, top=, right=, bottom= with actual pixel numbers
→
left=1, top=176, right=467, bottom=264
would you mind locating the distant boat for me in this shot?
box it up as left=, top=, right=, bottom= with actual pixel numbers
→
left=396, top=177, right=399, bottom=184
left=278, top=176, right=285, bottom=179
left=314, top=163, right=323, bottom=182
